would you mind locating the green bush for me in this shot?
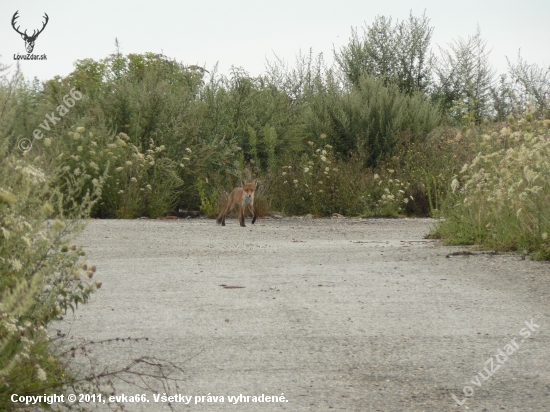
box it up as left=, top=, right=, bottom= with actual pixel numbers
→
left=305, top=74, right=441, bottom=167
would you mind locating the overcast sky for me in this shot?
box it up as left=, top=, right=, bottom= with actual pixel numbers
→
left=1, top=0, right=549, bottom=82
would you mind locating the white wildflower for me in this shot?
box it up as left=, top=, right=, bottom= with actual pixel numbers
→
left=1, top=227, right=10, bottom=240
left=451, top=178, right=460, bottom=193
left=11, top=259, right=22, bottom=271
left=36, top=367, right=47, bottom=382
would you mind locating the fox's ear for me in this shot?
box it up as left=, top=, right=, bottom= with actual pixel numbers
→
left=253, top=179, right=259, bottom=188
left=241, top=179, right=246, bottom=187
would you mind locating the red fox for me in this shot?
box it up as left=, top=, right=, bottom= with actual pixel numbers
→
left=216, top=180, right=258, bottom=227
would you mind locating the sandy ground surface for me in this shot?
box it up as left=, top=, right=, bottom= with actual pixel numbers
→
left=55, top=217, right=550, bottom=411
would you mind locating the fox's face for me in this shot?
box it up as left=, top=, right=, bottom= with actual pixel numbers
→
left=241, top=180, right=257, bottom=204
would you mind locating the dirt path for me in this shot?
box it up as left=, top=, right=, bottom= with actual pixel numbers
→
left=56, top=218, right=550, bottom=411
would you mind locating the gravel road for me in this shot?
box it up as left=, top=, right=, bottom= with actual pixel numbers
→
left=56, top=217, right=550, bottom=411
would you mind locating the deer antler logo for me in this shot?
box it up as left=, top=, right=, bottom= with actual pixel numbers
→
left=11, top=11, right=49, bottom=54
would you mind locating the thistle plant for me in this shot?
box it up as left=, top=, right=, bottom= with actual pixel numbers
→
left=435, top=116, right=550, bottom=258
left=44, top=126, right=186, bottom=218
left=361, top=171, right=411, bottom=217
left=270, top=135, right=369, bottom=216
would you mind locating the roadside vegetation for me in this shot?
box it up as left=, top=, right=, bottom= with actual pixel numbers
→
left=0, top=67, right=102, bottom=406
left=0, top=12, right=549, bottom=408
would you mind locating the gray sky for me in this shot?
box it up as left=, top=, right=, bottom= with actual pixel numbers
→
left=1, top=0, right=549, bottom=82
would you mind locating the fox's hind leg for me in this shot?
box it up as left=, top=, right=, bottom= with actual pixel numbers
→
left=217, top=200, right=234, bottom=226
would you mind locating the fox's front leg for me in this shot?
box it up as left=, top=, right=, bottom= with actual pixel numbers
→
left=251, top=205, right=257, bottom=224
left=239, top=206, right=246, bottom=227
